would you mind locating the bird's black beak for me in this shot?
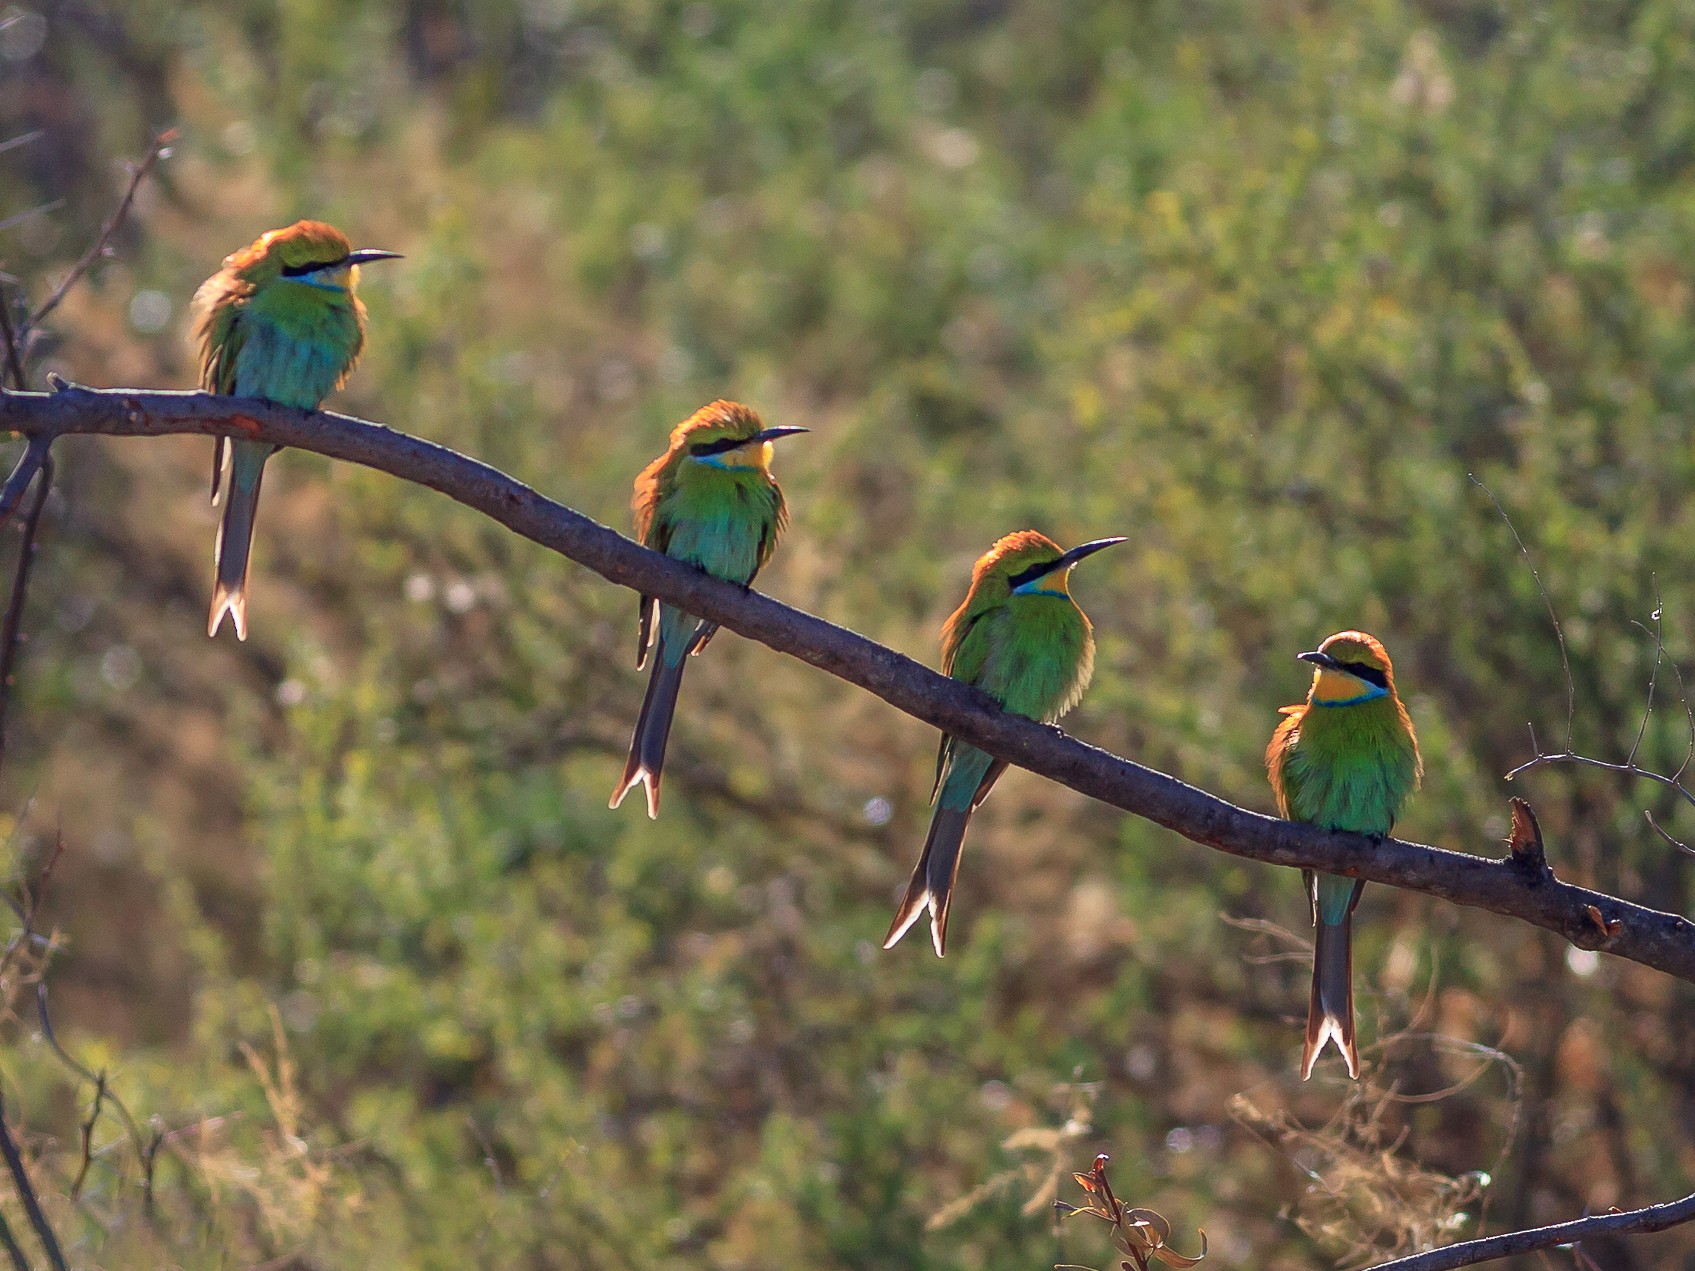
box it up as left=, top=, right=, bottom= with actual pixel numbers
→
left=346, top=249, right=404, bottom=266
left=1053, top=536, right=1128, bottom=571
left=1298, top=650, right=1340, bottom=670
left=750, top=426, right=809, bottom=443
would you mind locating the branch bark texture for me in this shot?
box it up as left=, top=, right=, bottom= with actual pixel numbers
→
left=1367, top=1189, right=1695, bottom=1269
left=4, top=384, right=1695, bottom=987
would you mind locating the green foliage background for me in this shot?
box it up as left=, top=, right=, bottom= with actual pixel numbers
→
left=3, top=0, right=1695, bottom=1266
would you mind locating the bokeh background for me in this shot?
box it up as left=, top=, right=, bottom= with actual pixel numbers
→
left=3, top=1, right=1695, bottom=1266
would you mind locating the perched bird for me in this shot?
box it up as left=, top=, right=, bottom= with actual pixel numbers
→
left=193, top=220, right=401, bottom=639
left=1266, top=630, right=1421, bottom=1079
left=610, top=400, right=807, bottom=818
left=884, top=530, right=1124, bottom=957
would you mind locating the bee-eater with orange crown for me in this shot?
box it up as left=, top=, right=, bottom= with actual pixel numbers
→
left=193, top=220, right=401, bottom=639
left=884, top=530, right=1124, bottom=957
left=1266, top=630, right=1421, bottom=1079
left=610, top=400, right=807, bottom=819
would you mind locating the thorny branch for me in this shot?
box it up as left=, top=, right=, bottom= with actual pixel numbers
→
left=4, top=383, right=1695, bottom=988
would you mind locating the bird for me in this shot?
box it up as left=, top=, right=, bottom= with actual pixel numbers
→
left=192, top=220, right=401, bottom=640
left=610, top=400, right=808, bottom=819
left=1266, top=630, right=1421, bottom=1079
left=884, top=530, right=1125, bottom=957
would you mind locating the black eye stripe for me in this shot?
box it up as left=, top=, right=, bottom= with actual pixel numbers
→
left=1007, top=560, right=1058, bottom=589
left=280, top=256, right=350, bottom=277
left=690, top=436, right=752, bottom=457
left=1335, top=659, right=1388, bottom=688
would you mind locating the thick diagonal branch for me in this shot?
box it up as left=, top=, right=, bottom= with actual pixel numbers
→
left=3, top=383, right=1694, bottom=986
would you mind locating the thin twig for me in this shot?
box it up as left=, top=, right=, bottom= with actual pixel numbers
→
left=0, top=203, right=64, bottom=241
left=0, top=132, right=42, bottom=158
left=6, top=384, right=1695, bottom=984
left=1364, top=1189, right=1695, bottom=1270
left=0, top=447, right=51, bottom=782
left=28, top=128, right=175, bottom=329
left=1505, top=751, right=1695, bottom=820
left=35, top=986, right=148, bottom=1156
left=68, top=1075, right=106, bottom=1201
left=0, top=288, right=24, bottom=393
left=1471, top=475, right=1575, bottom=749
left=1625, top=578, right=1662, bottom=768
left=0, top=439, right=47, bottom=530
left=0, top=1209, right=28, bottom=1271
left=0, top=1087, right=64, bottom=1271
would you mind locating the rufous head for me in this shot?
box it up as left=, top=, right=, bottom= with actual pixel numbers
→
left=673, top=400, right=807, bottom=471
left=221, top=220, right=401, bottom=292
left=971, top=530, right=1126, bottom=599
left=1298, top=630, right=1398, bottom=705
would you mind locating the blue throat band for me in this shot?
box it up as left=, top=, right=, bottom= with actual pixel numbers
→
left=1313, top=683, right=1389, bottom=707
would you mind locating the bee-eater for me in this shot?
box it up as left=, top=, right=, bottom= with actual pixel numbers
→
left=610, top=400, right=807, bottom=818
left=884, top=530, right=1124, bottom=957
left=193, top=220, right=401, bottom=640
left=1266, top=631, right=1421, bottom=1079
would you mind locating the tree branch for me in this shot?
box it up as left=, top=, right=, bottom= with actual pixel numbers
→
left=3, top=382, right=1694, bottom=987
left=1365, top=1190, right=1695, bottom=1269
left=27, top=130, right=176, bottom=331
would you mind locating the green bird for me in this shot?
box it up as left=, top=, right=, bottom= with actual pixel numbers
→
left=193, top=220, right=401, bottom=639
left=884, top=530, right=1124, bottom=957
left=610, top=400, right=808, bottom=818
left=1266, top=630, right=1421, bottom=1079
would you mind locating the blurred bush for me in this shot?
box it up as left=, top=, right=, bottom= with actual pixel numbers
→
left=0, top=0, right=1693, bottom=1266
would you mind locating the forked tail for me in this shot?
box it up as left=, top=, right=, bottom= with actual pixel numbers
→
left=1303, top=909, right=1359, bottom=1079
left=609, top=652, right=689, bottom=819
left=882, top=805, right=972, bottom=958
left=208, top=443, right=269, bottom=640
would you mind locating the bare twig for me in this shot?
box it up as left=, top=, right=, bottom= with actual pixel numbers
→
left=1625, top=580, right=1663, bottom=768
left=3, top=385, right=1695, bottom=986
left=0, top=445, right=51, bottom=781
left=28, top=129, right=176, bottom=329
left=0, top=288, right=24, bottom=393
left=0, top=439, right=48, bottom=530
left=1364, top=1189, right=1695, bottom=1270
left=0, top=1087, right=64, bottom=1271
left=68, top=1075, right=106, bottom=1201
left=0, top=132, right=42, bottom=158
left=1505, top=752, right=1695, bottom=855
left=0, top=203, right=64, bottom=241
left=36, top=986, right=150, bottom=1166
left=0, top=1210, right=28, bottom=1271
left=1472, top=476, right=1574, bottom=749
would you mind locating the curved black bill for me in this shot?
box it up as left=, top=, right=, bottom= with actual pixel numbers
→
left=750, top=426, right=810, bottom=443
left=1298, top=650, right=1340, bottom=669
left=346, top=249, right=404, bottom=266
left=1054, top=536, right=1128, bottom=570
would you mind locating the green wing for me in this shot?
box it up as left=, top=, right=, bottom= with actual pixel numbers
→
left=200, top=296, right=249, bottom=503
left=930, top=606, right=997, bottom=800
